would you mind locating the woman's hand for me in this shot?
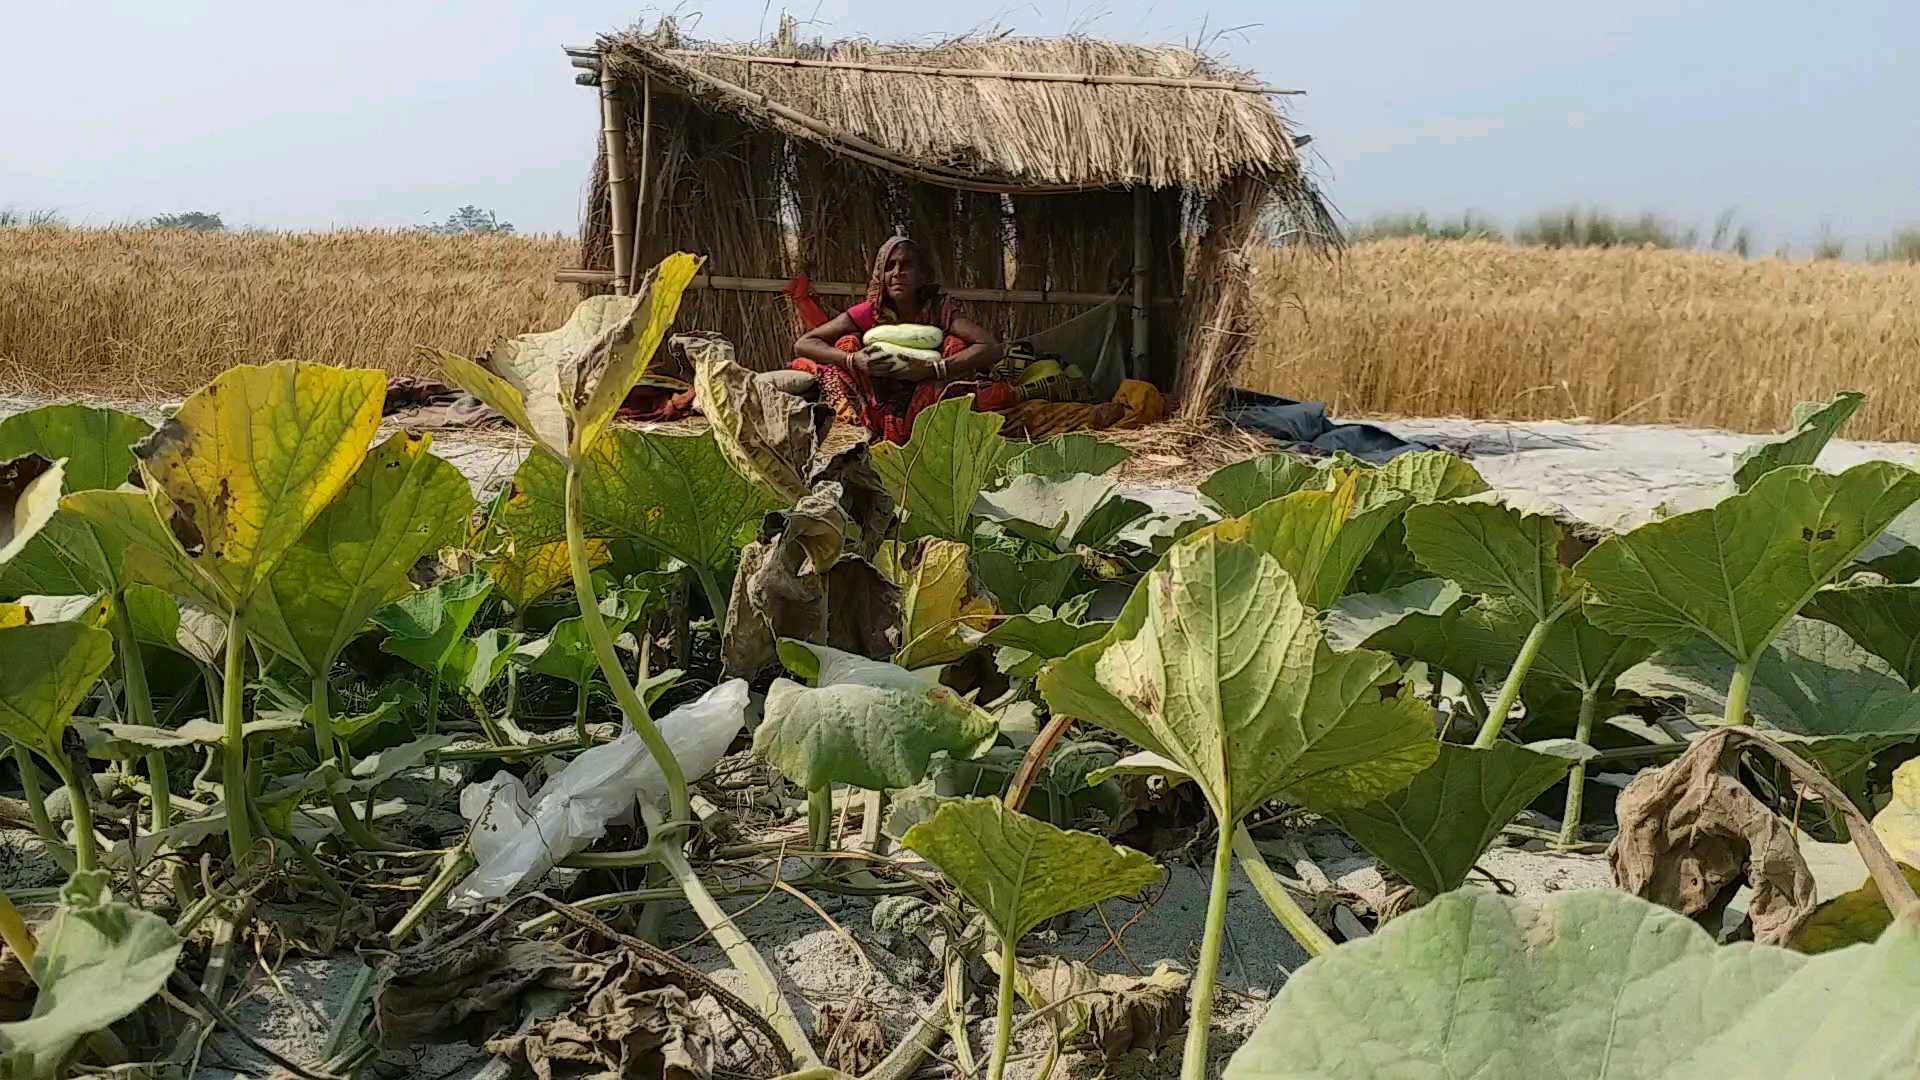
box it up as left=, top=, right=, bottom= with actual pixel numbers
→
left=852, top=346, right=935, bottom=381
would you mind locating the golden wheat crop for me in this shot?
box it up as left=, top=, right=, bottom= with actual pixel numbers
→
left=0, top=226, right=576, bottom=397
left=6, top=227, right=1919, bottom=440
left=1243, top=237, right=1920, bottom=439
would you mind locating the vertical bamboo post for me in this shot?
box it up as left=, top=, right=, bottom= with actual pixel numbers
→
left=627, top=76, right=654, bottom=295
left=1131, top=185, right=1152, bottom=381
left=600, top=60, right=634, bottom=293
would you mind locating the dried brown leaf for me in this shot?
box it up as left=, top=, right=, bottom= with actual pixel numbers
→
left=1608, top=728, right=1816, bottom=945
left=484, top=954, right=713, bottom=1080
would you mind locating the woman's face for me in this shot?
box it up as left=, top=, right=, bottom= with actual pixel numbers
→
left=882, top=243, right=922, bottom=304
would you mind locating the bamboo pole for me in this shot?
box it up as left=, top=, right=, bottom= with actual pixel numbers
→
left=552, top=269, right=1174, bottom=307
left=600, top=61, right=635, bottom=293
left=627, top=76, right=653, bottom=296
left=1131, top=186, right=1152, bottom=381
left=564, top=45, right=1305, bottom=94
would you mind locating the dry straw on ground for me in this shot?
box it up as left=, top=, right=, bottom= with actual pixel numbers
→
left=1241, top=237, right=1920, bottom=439
left=6, top=227, right=1919, bottom=440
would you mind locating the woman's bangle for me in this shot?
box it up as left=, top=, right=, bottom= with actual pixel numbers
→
left=932, top=357, right=949, bottom=380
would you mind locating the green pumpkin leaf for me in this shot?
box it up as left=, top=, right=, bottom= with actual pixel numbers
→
left=122, top=584, right=225, bottom=667
left=372, top=571, right=494, bottom=682
left=982, top=608, right=1110, bottom=679
left=974, top=549, right=1078, bottom=613
left=0, top=622, right=114, bottom=756
left=1790, top=864, right=1920, bottom=955
left=248, top=431, right=475, bottom=673
left=974, top=473, right=1152, bottom=554
left=1223, top=889, right=1920, bottom=1079
left=755, top=647, right=997, bottom=791
left=0, top=405, right=152, bottom=493
left=1732, top=391, right=1864, bottom=492
left=1575, top=462, right=1920, bottom=665
left=0, top=456, right=65, bottom=567
left=500, top=427, right=779, bottom=588
left=54, top=489, right=227, bottom=616
left=1328, top=741, right=1585, bottom=897
left=1803, top=582, right=1920, bottom=687
left=485, top=535, right=604, bottom=611
left=1198, top=454, right=1329, bottom=517
left=901, top=796, right=1160, bottom=939
left=1039, top=535, right=1438, bottom=824
left=1192, top=475, right=1406, bottom=610
left=131, top=361, right=386, bottom=608
left=1404, top=497, right=1567, bottom=620
left=1004, top=434, right=1130, bottom=479
left=1323, top=579, right=1465, bottom=652
left=420, top=255, right=703, bottom=462
left=0, top=872, right=182, bottom=1075
left=513, top=585, right=658, bottom=687
left=875, top=538, right=995, bottom=669
left=1619, top=618, right=1920, bottom=740
left=870, top=398, right=1019, bottom=542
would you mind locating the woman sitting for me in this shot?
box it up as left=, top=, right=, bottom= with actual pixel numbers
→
left=789, top=236, right=1158, bottom=444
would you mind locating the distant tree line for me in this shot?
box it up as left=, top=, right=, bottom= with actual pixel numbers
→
left=1352, top=207, right=1920, bottom=262
left=0, top=204, right=518, bottom=237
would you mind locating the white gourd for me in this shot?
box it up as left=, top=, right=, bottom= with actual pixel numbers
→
left=863, top=323, right=944, bottom=350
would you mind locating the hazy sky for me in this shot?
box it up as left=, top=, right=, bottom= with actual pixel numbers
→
left=4, top=0, right=1913, bottom=250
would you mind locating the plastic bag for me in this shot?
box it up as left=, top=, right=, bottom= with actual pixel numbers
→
left=450, top=679, right=750, bottom=908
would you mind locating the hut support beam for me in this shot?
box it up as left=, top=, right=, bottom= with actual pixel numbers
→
left=626, top=75, right=653, bottom=295
left=554, top=269, right=1172, bottom=308
left=1131, top=186, right=1152, bottom=381
left=600, top=61, right=634, bottom=293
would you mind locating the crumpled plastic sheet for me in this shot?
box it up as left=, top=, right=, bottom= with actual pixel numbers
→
left=450, top=680, right=750, bottom=908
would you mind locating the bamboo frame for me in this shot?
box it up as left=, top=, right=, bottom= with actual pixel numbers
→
left=627, top=75, right=653, bottom=296
left=1131, top=186, right=1151, bottom=381
left=554, top=268, right=1173, bottom=308
left=600, top=61, right=635, bottom=292
left=564, top=46, right=1304, bottom=94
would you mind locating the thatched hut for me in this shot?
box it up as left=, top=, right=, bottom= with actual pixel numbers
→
left=561, top=22, right=1334, bottom=414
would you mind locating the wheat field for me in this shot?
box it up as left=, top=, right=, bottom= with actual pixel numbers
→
left=4, top=227, right=1918, bottom=439
left=1242, top=238, right=1920, bottom=439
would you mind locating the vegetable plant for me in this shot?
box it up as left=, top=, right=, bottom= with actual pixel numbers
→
left=1040, top=535, right=1437, bottom=1077
left=900, top=797, right=1159, bottom=1080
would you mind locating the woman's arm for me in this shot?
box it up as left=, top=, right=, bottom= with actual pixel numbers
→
left=936, top=315, right=1006, bottom=378
left=795, top=312, right=863, bottom=368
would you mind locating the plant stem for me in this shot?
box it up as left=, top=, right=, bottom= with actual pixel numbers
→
left=1181, top=827, right=1235, bottom=1080
left=988, top=932, right=1018, bottom=1080
left=107, top=592, right=175, bottom=853
left=1229, top=824, right=1334, bottom=958
left=389, top=843, right=475, bottom=943
left=564, top=464, right=690, bottom=831
left=692, top=565, right=728, bottom=620
left=12, top=745, right=74, bottom=873
left=503, top=608, right=525, bottom=720
left=647, top=805, right=818, bottom=1069
left=1724, top=655, right=1757, bottom=727
left=260, top=810, right=351, bottom=907
left=0, top=892, right=37, bottom=971
left=1557, top=686, right=1601, bottom=848
left=310, top=671, right=339, bottom=764
left=573, top=681, right=591, bottom=746
left=220, top=609, right=253, bottom=858
left=44, top=751, right=97, bottom=873
left=1474, top=616, right=1554, bottom=748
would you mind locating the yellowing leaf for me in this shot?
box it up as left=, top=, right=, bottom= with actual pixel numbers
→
left=1790, top=759, right=1920, bottom=953
left=1879, top=759, right=1920, bottom=867
left=132, top=361, right=385, bottom=607
left=0, top=604, right=25, bottom=628
left=0, top=621, right=114, bottom=756
left=1190, top=473, right=1402, bottom=609
left=901, top=797, right=1161, bottom=939
left=876, top=538, right=994, bottom=669
left=421, top=254, right=703, bottom=463
left=58, top=490, right=226, bottom=614
left=250, top=431, right=476, bottom=673
left=487, top=536, right=604, bottom=611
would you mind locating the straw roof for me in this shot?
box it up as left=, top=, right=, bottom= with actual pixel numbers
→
left=595, top=28, right=1313, bottom=196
